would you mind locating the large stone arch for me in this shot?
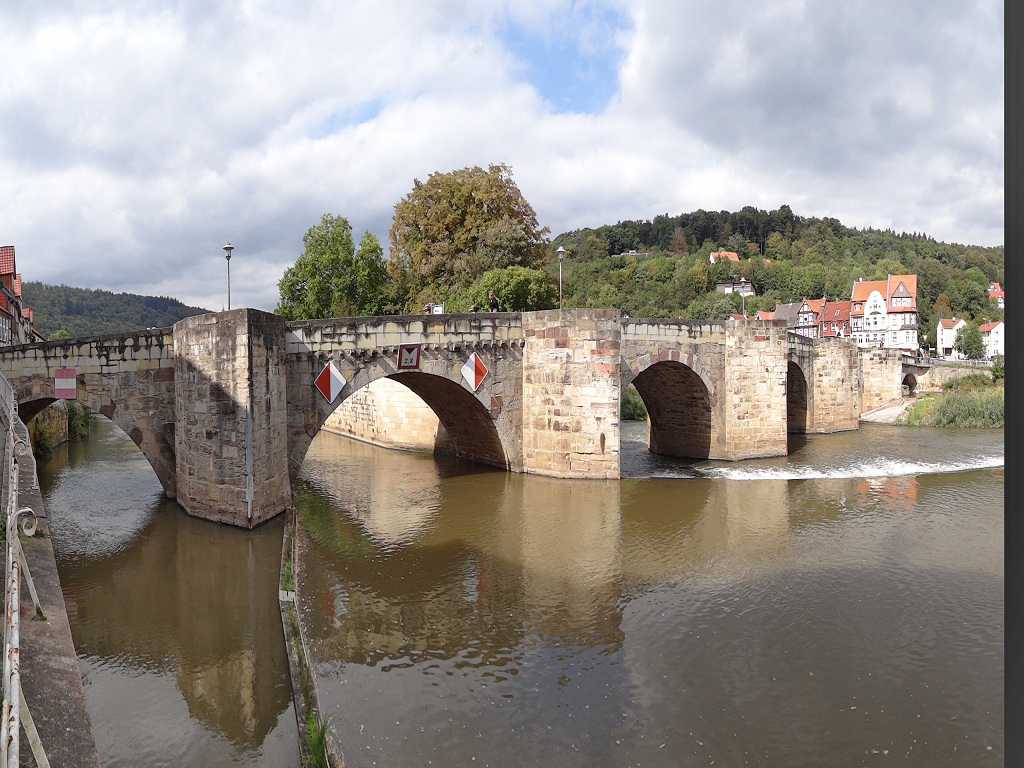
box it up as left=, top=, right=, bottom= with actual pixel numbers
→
left=786, top=360, right=808, bottom=434
left=902, top=373, right=917, bottom=396
left=287, top=347, right=519, bottom=482
left=622, top=359, right=714, bottom=459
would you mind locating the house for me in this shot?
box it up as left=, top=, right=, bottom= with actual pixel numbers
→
left=795, top=298, right=826, bottom=339
left=936, top=317, right=967, bottom=358
left=849, top=274, right=919, bottom=351
left=988, top=282, right=1004, bottom=310
left=754, top=309, right=775, bottom=321
left=980, top=321, right=1004, bottom=359
left=0, top=246, right=44, bottom=345
left=770, top=301, right=802, bottom=329
left=819, top=300, right=852, bottom=338
left=714, top=279, right=756, bottom=296
left=709, top=251, right=740, bottom=264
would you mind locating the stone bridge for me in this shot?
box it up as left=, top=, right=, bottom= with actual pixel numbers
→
left=0, top=308, right=909, bottom=528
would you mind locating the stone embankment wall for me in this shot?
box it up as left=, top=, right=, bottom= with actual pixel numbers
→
left=27, top=399, right=69, bottom=454
left=322, top=377, right=452, bottom=454
left=917, top=360, right=994, bottom=391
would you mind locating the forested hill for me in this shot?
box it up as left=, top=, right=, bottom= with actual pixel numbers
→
left=22, top=281, right=210, bottom=339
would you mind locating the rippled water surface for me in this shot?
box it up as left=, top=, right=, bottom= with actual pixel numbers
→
left=297, top=421, right=1003, bottom=768
left=37, top=415, right=1003, bottom=768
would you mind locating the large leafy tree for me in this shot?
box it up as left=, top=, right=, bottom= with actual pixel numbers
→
left=387, top=164, right=550, bottom=311
left=276, top=213, right=391, bottom=320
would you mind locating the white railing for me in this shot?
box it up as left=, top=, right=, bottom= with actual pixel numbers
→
left=0, top=372, right=49, bottom=768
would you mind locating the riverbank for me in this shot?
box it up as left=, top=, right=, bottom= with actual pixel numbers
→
left=859, top=399, right=915, bottom=424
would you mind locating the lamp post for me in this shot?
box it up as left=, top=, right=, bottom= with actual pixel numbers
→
left=556, top=246, right=565, bottom=310
left=739, top=276, right=749, bottom=319
left=223, top=242, right=234, bottom=310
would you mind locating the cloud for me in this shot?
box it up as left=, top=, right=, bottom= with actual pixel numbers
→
left=0, top=0, right=1003, bottom=313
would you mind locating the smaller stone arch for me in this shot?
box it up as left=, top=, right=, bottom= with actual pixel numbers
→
left=902, top=373, right=918, bottom=396
left=623, top=359, right=714, bottom=459
left=787, top=360, right=808, bottom=435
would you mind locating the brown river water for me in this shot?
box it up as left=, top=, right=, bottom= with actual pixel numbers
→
left=38, top=416, right=1003, bottom=767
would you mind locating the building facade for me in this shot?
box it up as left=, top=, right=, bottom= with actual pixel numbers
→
left=849, top=274, right=919, bottom=351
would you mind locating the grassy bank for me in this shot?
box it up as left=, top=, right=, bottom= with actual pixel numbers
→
left=900, top=374, right=1004, bottom=428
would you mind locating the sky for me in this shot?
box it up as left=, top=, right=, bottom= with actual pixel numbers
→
left=1, top=0, right=1004, bottom=314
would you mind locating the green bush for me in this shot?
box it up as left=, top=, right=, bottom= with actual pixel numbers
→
left=66, top=401, right=92, bottom=439
left=992, top=355, right=1004, bottom=382
left=943, top=374, right=994, bottom=392
left=621, top=384, right=648, bottom=420
left=901, top=386, right=1003, bottom=428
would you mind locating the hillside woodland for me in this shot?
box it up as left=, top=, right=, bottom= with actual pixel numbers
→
left=22, top=282, right=209, bottom=338
left=549, top=205, right=1003, bottom=350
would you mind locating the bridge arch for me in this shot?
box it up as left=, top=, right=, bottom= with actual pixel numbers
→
left=902, top=373, right=917, bottom=396
left=786, top=360, right=808, bottom=435
left=14, top=386, right=177, bottom=497
left=288, top=352, right=516, bottom=481
left=622, top=359, right=714, bottom=459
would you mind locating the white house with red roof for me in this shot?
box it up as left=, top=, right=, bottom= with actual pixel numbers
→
left=936, top=317, right=967, bottom=359
left=849, top=274, right=919, bottom=351
left=708, top=250, right=740, bottom=264
left=988, top=282, right=1004, bottom=310
left=980, top=320, right=1004, bottom=359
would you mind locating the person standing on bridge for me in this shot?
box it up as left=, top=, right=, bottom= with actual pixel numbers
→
left=488, top=290, right=499, bottom=312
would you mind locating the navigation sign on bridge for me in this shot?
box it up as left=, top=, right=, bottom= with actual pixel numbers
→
left=461, top=352, right=487, bottom=391
left=314, top=361, right=346, bottom=403
left=54, top=368, right=77, bottom=399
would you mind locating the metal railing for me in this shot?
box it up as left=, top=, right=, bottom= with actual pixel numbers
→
left=0, top=371, right=49, bottom=767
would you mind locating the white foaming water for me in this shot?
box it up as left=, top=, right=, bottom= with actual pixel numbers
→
left=672, top=453, right=1004, bottom=481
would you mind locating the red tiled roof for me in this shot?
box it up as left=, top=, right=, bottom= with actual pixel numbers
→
left=938, top=318, right=965, bottom=329
left=13, top=274, right=21, bottom=297
left=755, top=310, right=775, bottom=320
left=0, top=246, right=14, bottom=275
left=710, top=251, right=740, bottom=263
left=850, top=274, right=917, bottom=313
left=979, top=321, right=1003, bottom=333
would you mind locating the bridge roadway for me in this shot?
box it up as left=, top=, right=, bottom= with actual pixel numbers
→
left=0, top=308, right=914, bottom=528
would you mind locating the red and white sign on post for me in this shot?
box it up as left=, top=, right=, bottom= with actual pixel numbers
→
left=461, top=352, right=488, bottom=391
left=54, top=368, right=77, bottom=399
left=314, top=361, right=346, bottom=403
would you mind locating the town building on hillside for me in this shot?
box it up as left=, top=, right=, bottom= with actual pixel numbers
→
left=988, top=282, right=1004, bottom=310
left=819, top=300, right=852, bottom=338
left=980, top=320, right=1004, bottom=359
left=770, top=301, right=801, bottom=330
left=795, top=298, right=826, bottom=338
left=714, top=278, right=756, bottom=296
left=0, top=245, right=44, bottom=345
left=849, top=274, right=919, bottom=351
left=708, top=250, right=740, bottom=264
left=754, top=309, right=775, bottom=321
left=936, top=317, right=967, bottom=358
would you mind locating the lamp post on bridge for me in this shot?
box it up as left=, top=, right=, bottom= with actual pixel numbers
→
left=223, top=242, right=234, bottom=311
left=556, top=245, right=565, bottom=310
left=739, top=276, right=749, bottom=319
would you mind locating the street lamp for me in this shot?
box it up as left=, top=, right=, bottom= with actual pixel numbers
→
left=223, top=242, right=234, bottom=310
left=556, top=246, right=565, bottom=310
left=739, top=276, right=749, bottom=319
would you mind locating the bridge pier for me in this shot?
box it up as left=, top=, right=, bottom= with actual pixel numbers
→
left=174, top=310, right=291, bottom=527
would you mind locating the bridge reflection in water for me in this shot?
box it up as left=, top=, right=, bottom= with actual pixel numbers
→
left=296, top=423, right=1003, bottom=768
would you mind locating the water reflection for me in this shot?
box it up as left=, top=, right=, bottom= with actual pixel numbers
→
left=39, top=417, right=299, bottom=768
left=297, top=424, right=1003, bottom=768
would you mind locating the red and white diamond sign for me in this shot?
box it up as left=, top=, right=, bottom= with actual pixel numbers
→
left=54, top=368, right=77, bottom=399
left=314, top=361, right=346, bottom=403
left=461, top=352, right=488, bottom=391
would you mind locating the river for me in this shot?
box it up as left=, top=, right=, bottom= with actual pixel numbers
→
left=38, top=416, right=1003, bottom=767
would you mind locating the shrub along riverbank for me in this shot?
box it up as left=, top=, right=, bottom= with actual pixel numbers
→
left=900, top=373, right=1004, bottom=428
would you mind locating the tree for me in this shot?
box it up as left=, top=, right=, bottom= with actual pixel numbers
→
left=276, top=214, right=391, bottom=320
left=387, top=164, right=550, bottom=312
left=954, top=324, right=985, bottom=360
left=450, top=267, right=557, bottom=312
